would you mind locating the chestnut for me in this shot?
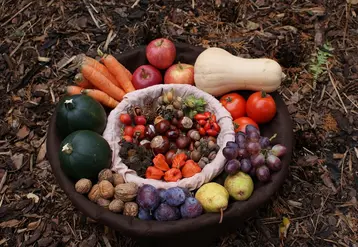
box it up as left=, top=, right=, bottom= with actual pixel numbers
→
left=176, top=135, right=191, bottom=149
left=166, top=128, right=180, bottom=140
left=165, top=150, right=176, bottom=165
left=145, top=125, right=156, bottom=140
left=177, top=116, right=193, bottom=130
left=139, top=140, right=151, bottom=149
left=155, top=119, right=170, bottom=134
left=151, top=135, right=170, bottom=155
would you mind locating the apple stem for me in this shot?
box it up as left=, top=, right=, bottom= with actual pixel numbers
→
left=178, top=61, right=183, bottom=70
left=141, top=68, right=148, bottom=79
left=157, top=39, right=164, bottom=46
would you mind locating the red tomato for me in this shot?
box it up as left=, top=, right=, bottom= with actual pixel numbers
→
left=133, top=125, right=146, bottom=139
left=122, top=135, right=133, bottom=143
left=246, top=91, right=277, bottom=124
left=220, top=93, right=246, bottom=119
left=119, top=113, right=132, bottom=125
left=124, top=126, right=134, bottom=136
left=134, top=115, right=147, bottom=125
left=233, top=117, right=259, bottom=133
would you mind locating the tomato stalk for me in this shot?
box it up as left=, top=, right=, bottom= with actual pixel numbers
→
left=261, top=91, right=267, bottom=98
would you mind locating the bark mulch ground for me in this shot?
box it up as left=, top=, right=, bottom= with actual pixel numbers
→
left=0, top=0, right=358, bottom=246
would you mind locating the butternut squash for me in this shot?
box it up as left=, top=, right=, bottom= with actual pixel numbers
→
left=194, top=47, right=285, bottom=96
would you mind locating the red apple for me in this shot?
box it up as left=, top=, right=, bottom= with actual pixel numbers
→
left=164, top=63, right=194, bottom=85
left=146, top=38, right=176, bottom=70
left=132, top=65, right=163, bottom=90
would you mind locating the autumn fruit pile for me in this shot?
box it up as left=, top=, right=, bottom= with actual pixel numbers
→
left=117, top=89, right=221, bottom=181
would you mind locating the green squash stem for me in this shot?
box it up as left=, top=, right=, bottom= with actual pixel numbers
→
left=62, top=143, right=73, bottom=155
left=64, top=99, right=75, bottom=110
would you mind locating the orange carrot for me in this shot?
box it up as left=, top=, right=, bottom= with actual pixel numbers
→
left=82, top=89, right=119, bottom=108
left=82, top=56, right=122, bottom=88
left=100, top=53, right=135, bottom=93
left=124, top=68, right=132, bottom=81
left=80, top=64, right=126, bottom=102
left=66, top=85, right=83, bottom=95
left=74, top=73, right=94, bottom=89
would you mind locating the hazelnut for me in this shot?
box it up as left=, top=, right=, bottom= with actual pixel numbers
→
left=98, top=169, right=114, bottom=184
left=75, top=178, right=92, bottom=194
left=97, top=198, right=111, bottom=208
left=123, top=202, right=138, bottom=217
left=109, top=199, right=124, bottom=213
left=98, top=180, right=114, bottom=199
left=114, top=182, right=138, bottom=202
left=88, top=184, right=100, bottom=202
left=113, top=173, right=125, bottom=186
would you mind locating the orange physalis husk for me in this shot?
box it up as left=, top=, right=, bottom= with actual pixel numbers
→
left=171, top=153, right=188, bottom=169
left=145, top=166, right=164, bottom=180
left=181, top=160, right=202, bottom=178
left=153, top=154, right=170, bottom=171
left=164, top=168, right=182, bottom=182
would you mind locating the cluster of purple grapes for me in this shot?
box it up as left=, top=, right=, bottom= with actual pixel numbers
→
left=223, top=125, right=287, bottom=182
left=136, top=184, right=203, bottom=221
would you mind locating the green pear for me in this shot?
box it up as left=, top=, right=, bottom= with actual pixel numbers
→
left=195, top=182, right=229, bottom=213
left=224, top=172, right=254, bottom=201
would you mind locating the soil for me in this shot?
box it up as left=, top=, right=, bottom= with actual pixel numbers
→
left=1, top=0, right=358, bottom=246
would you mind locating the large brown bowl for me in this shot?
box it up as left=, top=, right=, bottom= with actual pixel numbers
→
left=47, top=43, right=293, bottom=247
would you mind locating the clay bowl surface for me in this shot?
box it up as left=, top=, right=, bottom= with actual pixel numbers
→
left=47, top=43, right=293, bottom=244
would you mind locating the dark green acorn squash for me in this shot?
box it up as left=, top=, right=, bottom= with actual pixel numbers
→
left=55, top=94, right=107, bottom=138
left=59, top=130, right=112, bottom=181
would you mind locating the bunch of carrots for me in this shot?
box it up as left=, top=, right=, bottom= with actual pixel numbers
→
left=67, top=51, right=136, bottom=109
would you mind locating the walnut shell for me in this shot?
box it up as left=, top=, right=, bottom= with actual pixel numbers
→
left=75, top=178, right=92, bottom=194
left=98, top=169, right=114, bottom=184
left=98, top=180, right=114, bottom=199
left=88, top=184, right=100, bottom=202
left=97, top=198, right=111, bottom=208
left=113, top=173, right=125, bottom=186
left=114, top=182, right=138, bottom=202
left=109, top=199, right=124, bottom=213
left=123, top=202, right=138, bottom=217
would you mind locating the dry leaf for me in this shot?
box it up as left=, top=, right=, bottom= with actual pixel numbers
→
left=347, top=0, right=358, bottom=4
left=0, top=219, right=21, bottom=228
left=279, top=217, right=290, bottom=240
left=36, top=141, right=47, bottom=164
left=27, top=220, right=41, bottom=231
left=27, top=193, right=40, bottom=203
left=16, top=125, right=30, bottom=139
left=321, top=172, right=338, bottom=194
left=11, top=153, right=24, bottom=170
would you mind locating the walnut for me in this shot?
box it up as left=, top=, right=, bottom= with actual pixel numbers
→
left=114, top=182, right=138, bottom=202
left=98, top=180, right=114, bottom=199
left=88, top=184, right=100, bottom=202
left=109, top=199, right=124, bottom=213
left=113, top=173, right=125, bottom=186
left=75, top=178, right=92, bottom=194
left=98, top=169, right=114, bottom=184
left=123, top=202, right=138, bottom=217
left=97, top=198, right=111, bottom=208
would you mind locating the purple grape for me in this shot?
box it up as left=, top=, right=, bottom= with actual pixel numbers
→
left=249, top=167, right=256, bottom=177
left=225, top=159, right=241, bottom=175
left=222, top=146, right=238, bottom=160
left=259, top=136, right=270, bottom=149
left=154, top=203, right=181, bottom=221
left=164, top=187, right=186, bottom=206
left=246, top=141, right=261, bottom=155
left=256, top=165, right=271, bottom=182
left=226, top=141, right=239, bottom=149
left=237, top=148, right=249, bottom=159
left=245, top=124, right=260, bottom=135
left=250, top=153, right=265, bottom=167
left=240, top=159, right=252, bottom=173
left=180, top=197, right=203, bottom=219
left=136, top=184, right=160, bottom=211
left=266, top=154, right=282, bottom=171
left=246, top=131, right=260, bottom=142
left=270, top=144, right=287, bottom=157
left=235, top=132, right=246, bottom=148
left=138, top=207, right=154, bottom=220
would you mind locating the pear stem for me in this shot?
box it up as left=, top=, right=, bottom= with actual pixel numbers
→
left=219, top=208, right=224, bottom=224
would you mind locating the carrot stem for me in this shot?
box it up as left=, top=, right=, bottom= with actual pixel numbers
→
left=74, top=73, right=93, bottom=89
